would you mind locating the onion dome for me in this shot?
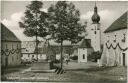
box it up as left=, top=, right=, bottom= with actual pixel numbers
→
left=91, top=3, right=100, bottom=24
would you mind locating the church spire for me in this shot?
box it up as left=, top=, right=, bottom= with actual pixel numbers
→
left=91, top=2, right=100, bottom=24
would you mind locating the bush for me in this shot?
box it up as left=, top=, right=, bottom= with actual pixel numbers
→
left=88, top=51, right=102, bottom=62
left=53, top=59, right=60, bottom=63
left=70, top=56, right=78, bottom=60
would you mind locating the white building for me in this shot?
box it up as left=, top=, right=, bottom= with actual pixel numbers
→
left=1, top=23, right=22, bottom=67
left=21, top=41, right=47, bottom=62
left=100, top=11, right=127, bottom=66
left=78, top=39, right=93, bottom=62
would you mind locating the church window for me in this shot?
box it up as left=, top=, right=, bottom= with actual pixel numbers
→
left=83, top=54, right=85, bottom=59
left=94, top=31, right=96, bottom=34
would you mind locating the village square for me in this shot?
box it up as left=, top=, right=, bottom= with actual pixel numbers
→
left=1, top=1, right=127, bottom=82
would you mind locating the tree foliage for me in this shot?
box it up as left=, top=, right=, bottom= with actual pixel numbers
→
left=19, top=1, right=49, bottom=37
left=47, top=1, right=84, bottom=44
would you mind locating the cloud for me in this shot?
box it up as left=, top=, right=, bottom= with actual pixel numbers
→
left=2, top=12, right=24, bottom=30
left=80, top=11, right=93, bottom=20
left=2, top=12, right=46, bottom=41
left=80, top=9, right=121, bottom=28
left=1, top=12, right=34, bottom=41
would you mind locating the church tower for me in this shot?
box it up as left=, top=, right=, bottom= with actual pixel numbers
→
left=90, top=2, right=101, bottom=52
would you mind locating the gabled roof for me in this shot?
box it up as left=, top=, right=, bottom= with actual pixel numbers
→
left=104, top=11, right=127, bottom=33
left=79, top=39, right=92, bottom=48
left=1, top=23, right=21, bottom=42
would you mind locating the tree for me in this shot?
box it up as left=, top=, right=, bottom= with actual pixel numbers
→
left=47, top=1, right=84, bottom=68
left=19, top=1, right=49, bottom=60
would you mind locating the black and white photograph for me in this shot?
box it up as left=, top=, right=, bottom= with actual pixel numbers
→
left=1, top=0, right=127, bottom=82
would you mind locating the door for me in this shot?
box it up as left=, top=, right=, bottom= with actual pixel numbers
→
left=122, top=53, right=125, bottom=66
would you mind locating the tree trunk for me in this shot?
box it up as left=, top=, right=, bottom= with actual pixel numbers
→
left=60, top=40, right=63, bottom=69
left=36, top=34, right=38, bottom=61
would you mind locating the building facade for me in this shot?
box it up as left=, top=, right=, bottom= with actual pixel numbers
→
left=78, top=39, right=93, bottom=62
left=100, top=12, right=127, bottom=66
left=21, top=41, right=47, bottom=62
left=1, top=23, right=22, bottom=67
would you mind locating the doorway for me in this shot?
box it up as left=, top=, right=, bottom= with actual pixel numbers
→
left=122, top=53, right=125, bottom=66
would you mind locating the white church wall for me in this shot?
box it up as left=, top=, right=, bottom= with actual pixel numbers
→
left=86, top=24, right=101, bottom=52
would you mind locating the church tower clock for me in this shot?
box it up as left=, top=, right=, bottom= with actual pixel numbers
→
left=90, top=3, right=101, bottom=52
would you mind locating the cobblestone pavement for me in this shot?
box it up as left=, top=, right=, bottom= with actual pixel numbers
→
left=2, top=61, right=127, bottom=83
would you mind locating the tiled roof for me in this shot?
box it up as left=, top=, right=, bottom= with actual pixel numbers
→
left=104, top=11, right=127, bottom=33
left=1, top=23, right=21, bottom=42
left=79, top=39, right=92, bottom=48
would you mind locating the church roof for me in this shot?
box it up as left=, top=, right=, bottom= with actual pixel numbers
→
left=79, top=39, right=92, bottom=48
left=1, top=23, right=21, bottom=42
left=91, top=3, right=100, bottom=24
left=104, top=11, right=127, bottom=33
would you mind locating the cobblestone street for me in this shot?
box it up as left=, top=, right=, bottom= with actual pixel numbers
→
left=2, top=61, right=127, bottom=83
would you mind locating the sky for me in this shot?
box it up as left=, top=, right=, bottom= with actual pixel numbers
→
left=1, top=1, right=128, bottom=41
